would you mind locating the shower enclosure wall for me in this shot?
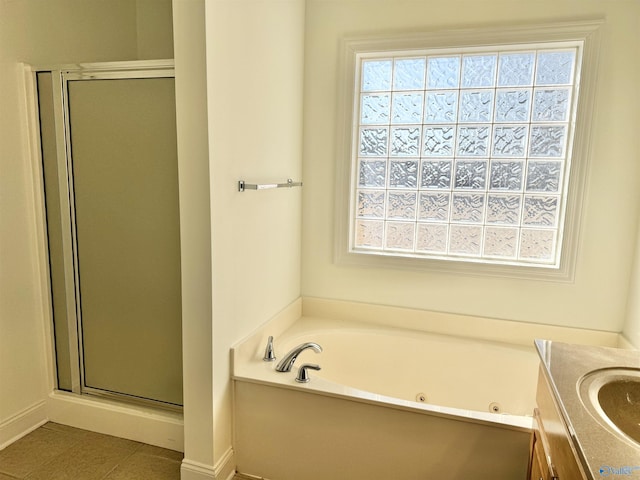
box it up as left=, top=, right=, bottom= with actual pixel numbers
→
left=35, top=61, right=183, bottom=410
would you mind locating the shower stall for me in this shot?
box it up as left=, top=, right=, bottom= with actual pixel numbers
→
left=34, top=60, right=183, bottom=410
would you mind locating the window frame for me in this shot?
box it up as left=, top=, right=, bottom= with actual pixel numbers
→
left=334, top=20, right=603, bottom=282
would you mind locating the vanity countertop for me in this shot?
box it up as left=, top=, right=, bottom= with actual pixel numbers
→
left=535, top=340, right=640, bottom=479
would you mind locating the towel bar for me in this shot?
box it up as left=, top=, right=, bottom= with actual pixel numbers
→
left=238, top=178, right=302, bottom=192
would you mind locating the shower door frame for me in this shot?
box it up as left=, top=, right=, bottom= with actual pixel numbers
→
left=30, top=60, right=181, bottom=412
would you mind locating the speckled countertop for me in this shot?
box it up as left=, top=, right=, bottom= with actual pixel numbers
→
left=535, top=340, right=640, bottom=479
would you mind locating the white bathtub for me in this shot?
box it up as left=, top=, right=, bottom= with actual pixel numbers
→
left=233, top=316, right=539, bottom=480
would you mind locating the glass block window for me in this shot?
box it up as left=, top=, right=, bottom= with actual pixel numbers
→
left=350, top=44, right=580, bottom=267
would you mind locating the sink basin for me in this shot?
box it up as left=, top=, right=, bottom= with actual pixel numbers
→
left=598, top=378, right=640, bottom=443
left=579, top=368, right=640, bottom=447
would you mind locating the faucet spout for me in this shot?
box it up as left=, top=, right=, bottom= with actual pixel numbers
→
left=275, top=342, right=322, bottom=372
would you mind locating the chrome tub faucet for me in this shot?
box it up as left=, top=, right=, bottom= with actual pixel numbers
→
left=275, top=342, right=322, bottom=372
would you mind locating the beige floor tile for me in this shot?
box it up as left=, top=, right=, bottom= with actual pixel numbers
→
left=102, top=452, right=181, bottom=480
left=71, top=431, right=140, bottom=452
left=25, top=440, right=140, bottom=480
left=39, top=423, right=86, bottom=437
left=0, top=425, right=181, bottom=480
left=42, top=422, right=142, bottom=452
left=135, top=444, right=183, bottom=462
left=0, top=428, right=79, bottom=479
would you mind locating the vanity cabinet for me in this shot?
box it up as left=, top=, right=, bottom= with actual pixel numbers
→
left=527, top=367, right=587, bottom=480
left=532, top=340, right=640, bottom=480
left=529, top=420, right=553, bottom=480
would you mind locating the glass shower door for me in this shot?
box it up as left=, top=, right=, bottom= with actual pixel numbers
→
left=38, top=66, right=183, bottom=408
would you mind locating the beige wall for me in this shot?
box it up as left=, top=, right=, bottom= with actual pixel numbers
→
left=137, top=0, right=174, bottom=59
left=301, top=0, right=640, bottom=333
left=0, top=0, right=172, bottom=440
left=623, top=217, right=640, bottom=348
left=205, top=0, right=305, bottom=467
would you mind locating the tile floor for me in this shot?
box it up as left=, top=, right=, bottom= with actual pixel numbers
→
left=0, top=423, right=183, bottom=480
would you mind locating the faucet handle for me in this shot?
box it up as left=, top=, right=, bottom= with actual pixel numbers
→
left=296, top=363, right=321, bottom=383
left=263, top=336, right=276, bottom=362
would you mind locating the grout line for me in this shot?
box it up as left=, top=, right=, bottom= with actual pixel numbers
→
left=99, top=463, right=120, bottom=480
left=29, top=428, right=85, bottom=478
left=101, top=442, right=145, bottom=479
left=0, top=473, right=22, bottom=480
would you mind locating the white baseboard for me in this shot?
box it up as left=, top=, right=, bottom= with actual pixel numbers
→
left=0, top=400, right=48, bottom=450
left=234, top=474, right=267, bottom=480
left=181, top=447, right=235, bottom=480
left=181, top=459, right=216, bottom=480
left=46, top=391, right=184, bottom=451
left=214, top=446, right=235, bottom=480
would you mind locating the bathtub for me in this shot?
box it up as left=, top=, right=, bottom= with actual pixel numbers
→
left=233, top=316, right=539, bottom=480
